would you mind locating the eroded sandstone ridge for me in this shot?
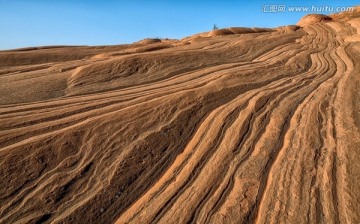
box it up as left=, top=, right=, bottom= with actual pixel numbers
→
left=0, top=8, right=359, bottom=224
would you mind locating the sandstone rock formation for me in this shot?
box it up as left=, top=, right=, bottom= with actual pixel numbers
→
left=0, top=9, right=359, bottom=224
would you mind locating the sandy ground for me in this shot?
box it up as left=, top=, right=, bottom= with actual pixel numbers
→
left=0, top=9, right=359, bottom=224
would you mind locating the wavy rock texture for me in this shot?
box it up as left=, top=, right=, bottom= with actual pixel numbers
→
left=0, top=10, right=360, bottom=224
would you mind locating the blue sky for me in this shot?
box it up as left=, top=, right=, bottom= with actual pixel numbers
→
left=0, top=0, right=358, bottom=50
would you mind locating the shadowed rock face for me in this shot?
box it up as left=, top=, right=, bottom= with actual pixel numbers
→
left=0, top=9, right=360, bottom=224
